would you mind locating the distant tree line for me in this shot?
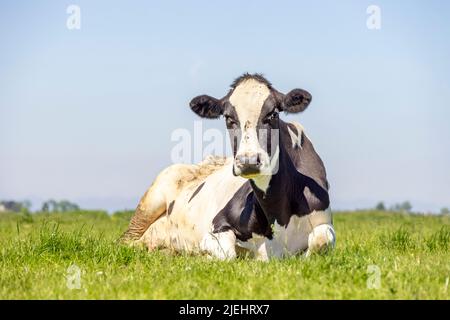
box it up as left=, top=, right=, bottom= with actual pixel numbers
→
left=0, top=199, right=81, bottom=213
left=375, top=201, right=413, bottom=212
left=375, top=201, right=450, bottom=215
left=0, top=200, right=31, bottom=213
left=41, top=200, right=80, bottom=212
left=2, top=199, right=448, bottom=215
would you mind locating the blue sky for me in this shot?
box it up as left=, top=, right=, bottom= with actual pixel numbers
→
left=1, top=1, right=449, bottom=212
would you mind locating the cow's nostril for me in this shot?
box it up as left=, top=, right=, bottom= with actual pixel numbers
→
left=235, top=155, right=247, bottom=167
left=256, top=154, right=262, bottom=166
left=235, top=154, right=263, bottom=173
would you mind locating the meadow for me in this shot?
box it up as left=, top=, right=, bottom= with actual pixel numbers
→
left=0, top=210, right=448, bottom=299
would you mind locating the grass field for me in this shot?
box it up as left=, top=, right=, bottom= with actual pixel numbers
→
left=0, top=210, right=448, bottom=299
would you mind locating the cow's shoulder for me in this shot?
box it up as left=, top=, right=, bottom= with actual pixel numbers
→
left=283, top=121, right=328, bottom=191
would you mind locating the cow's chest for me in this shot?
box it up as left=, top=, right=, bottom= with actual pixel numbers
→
left=237, top=215, right=311, bottom=260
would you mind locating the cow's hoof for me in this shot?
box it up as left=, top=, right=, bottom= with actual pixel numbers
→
left=306, top=224, right=336, bottom=257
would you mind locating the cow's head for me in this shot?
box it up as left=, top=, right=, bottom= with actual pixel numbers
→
left=189, top=73, right=311, bottom=179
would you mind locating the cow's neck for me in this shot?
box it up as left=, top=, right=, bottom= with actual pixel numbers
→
left=249, top=125, right=305, bottom=226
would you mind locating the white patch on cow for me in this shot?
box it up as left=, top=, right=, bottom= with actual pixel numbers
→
left=229, top=79, right=271, bottom=132
left=200, top=230, right=237, bottom=260
left=237, top=233, right=268, bottom=261
left=265, top=216, right=309, bottom=258
left=287, top=122, right=304, bottom=149
left=251, top=176, right=270, bottom=193
left=237, top=216, right=308, bottom=260
left=305, top=224, right=336, bottom=257
left=251, top=145, right=280, bottom=193
left=230, top=79, right=271, bottom=168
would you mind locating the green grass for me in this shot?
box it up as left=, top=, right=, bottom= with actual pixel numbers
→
left=0, top=210, right=448, bottom=299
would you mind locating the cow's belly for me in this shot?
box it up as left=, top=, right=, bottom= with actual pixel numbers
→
left=140, top=214, right=201, bottom=252
left=237, top=210, right=333, bottom=259
left=140, top=161, right=247, bottom=252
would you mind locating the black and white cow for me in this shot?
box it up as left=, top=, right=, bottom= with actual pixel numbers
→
left=122, top=73, right=335, bottom=260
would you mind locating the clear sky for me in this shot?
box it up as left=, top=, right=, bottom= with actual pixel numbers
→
left=1, top=1, right=449, bottom=212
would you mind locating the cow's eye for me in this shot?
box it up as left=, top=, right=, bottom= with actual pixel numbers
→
left=264, top=112, right=278, bottom=123
left=225, top=115, right=237, bottom=126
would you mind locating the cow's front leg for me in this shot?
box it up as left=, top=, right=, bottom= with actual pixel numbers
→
left=200, top=230, right=237, bottom=260
left=305, top=224, right=336, bottom=257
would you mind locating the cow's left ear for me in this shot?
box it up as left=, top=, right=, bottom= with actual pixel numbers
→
left=189, top=95, right=223, bottom=119
left=281, top=89, right=312, bottom=113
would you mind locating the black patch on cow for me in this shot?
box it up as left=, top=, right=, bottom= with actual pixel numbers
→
left=188, top=182, right=205, bottom=203
left=167, top=201, right=175, bottom=216
left=212, top=182, right=273, bottom=241
left=282, top=121, right=329, bottom=192
left=254, top=94, right=281, bottom=156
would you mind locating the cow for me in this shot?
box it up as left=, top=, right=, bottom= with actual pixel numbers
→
left=122, top=73, right=335, bottom=260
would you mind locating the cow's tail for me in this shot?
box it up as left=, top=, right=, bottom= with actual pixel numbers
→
left=119, top=187, right=166, bottom=243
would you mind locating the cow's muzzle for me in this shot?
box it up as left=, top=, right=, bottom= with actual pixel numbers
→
left=233, top=153, right=263, bottom=177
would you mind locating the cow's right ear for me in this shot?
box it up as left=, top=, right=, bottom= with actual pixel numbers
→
left=189, top=95, right=223, bottom=119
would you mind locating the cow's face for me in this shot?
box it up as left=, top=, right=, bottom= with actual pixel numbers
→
left=190, top=74, right=311, bottom=179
